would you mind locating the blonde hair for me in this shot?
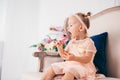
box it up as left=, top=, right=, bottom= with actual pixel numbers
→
left=63, top=12, right=91, bottom=39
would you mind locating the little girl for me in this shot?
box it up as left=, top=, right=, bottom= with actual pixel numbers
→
left=41, top=12, right=97, bottom=80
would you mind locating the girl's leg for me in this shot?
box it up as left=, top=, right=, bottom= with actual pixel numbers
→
left=61, top=72, right=74, bottom=80
left=41, top=67, right=55, bottom=80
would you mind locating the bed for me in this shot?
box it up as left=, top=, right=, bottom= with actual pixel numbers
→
left=22, top=6, right=120, bottom=80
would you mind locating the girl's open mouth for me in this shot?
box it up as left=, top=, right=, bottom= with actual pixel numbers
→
left=68, top=31, right=72, bottom=36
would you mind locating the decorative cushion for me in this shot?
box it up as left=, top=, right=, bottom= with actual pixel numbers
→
left=90, top=32, right=108, bottom=76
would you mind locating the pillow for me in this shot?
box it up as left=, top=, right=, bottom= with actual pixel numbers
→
left=90, top=32, right=108, bottom=76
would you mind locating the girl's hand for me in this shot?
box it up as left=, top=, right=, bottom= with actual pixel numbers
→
left=56, top=40, right=63, bottom=53
left=65, top=53, right=76, bottom=61
left=56, top=40, right=63, bottom=48
left=59, top=50, right=69, bottom=60
left=56, top=40, right=67, bottom=59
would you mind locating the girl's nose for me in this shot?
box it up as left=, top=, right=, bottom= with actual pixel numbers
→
left=67, top=26, right=70, bottom=30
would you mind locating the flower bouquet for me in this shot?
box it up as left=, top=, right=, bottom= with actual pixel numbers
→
left=30, top=26, right=68, bottom=53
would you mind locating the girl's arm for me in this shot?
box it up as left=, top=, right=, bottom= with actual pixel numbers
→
left=57, top=45, right=94, bottom=63
left=74, top=52, right=94, bottom=63
left=66, top=52, right=94, bottom=63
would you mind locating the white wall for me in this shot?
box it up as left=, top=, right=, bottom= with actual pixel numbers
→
left=0, top=0, right=6, bottom=41
left=1, top=0, right=40, bottom=80
left=0, top=41, right=4, bottom=80
left=38, top=0, right=117, bottom=39
left=0, top=0, right=4, bottom=41
left=0, top=0, right=6, bottom=79
left=1, top=0, right=119, bottom=80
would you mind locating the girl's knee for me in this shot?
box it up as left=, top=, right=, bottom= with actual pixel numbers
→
left=65, top=72, right=74, bottom=77
left=62, top=72, right=74, bottom=80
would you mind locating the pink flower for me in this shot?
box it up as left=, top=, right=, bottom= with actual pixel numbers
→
left=38, top=44, right=44, bottom=51
left=43, top=37, right=53, bottom=43
left=60, top=34, right=68, bottom=45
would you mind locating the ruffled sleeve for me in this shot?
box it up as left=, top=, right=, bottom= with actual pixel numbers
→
left=86, top=39, right=97, bottom=54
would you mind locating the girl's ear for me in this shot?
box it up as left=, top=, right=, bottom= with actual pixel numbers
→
left=79, top=25, right=84, bottom=31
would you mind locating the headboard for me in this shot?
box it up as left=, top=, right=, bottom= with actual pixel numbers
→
left=89, top=6, right=120, bottom=78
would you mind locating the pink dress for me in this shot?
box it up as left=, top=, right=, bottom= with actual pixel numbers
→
left=51, top=38, right=97, bottom=79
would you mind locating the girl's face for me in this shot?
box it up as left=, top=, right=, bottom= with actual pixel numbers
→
left=67, top=16, right=82, bottom=39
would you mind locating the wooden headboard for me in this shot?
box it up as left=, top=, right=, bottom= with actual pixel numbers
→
left=89, top=6, right=120, bottom=78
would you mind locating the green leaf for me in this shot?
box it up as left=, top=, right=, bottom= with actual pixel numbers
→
left=30, top=44, right=37, bottom=47
left=42, top=48, right=47, bottom=52
left=62, top=44, right=66, bottom=49
left=54, top=47, right=58, bottom=52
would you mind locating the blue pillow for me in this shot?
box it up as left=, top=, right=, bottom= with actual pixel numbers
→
left=90, top=32, right=108, bottom=76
